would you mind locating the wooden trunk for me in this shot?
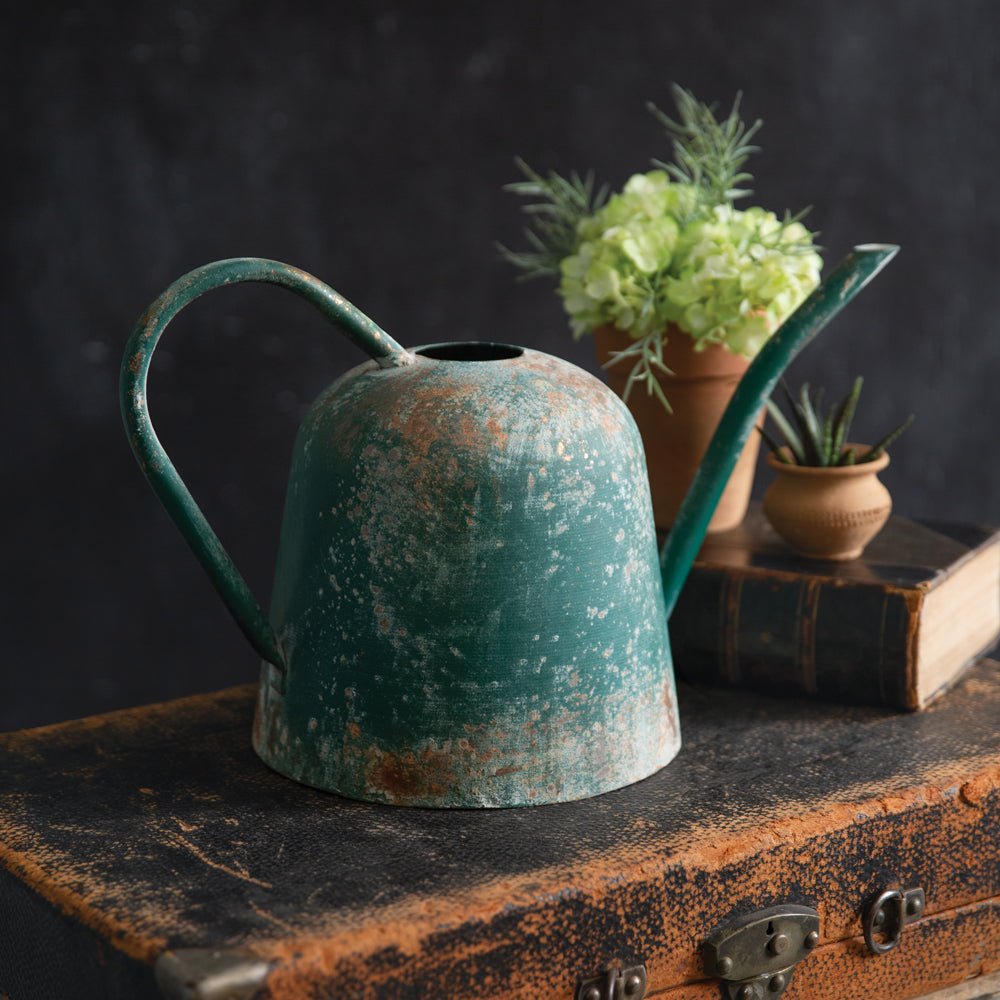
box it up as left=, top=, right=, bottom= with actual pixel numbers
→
left=2, top=662, right=999, bottom=999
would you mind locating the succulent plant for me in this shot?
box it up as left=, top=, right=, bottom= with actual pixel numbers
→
left=760, top=378, right=913, bottom=466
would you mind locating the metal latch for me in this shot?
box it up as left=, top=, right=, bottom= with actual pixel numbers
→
left=575, top=964, right=647, bottom=1000
left=703, top=904, right=820, bottom=999
left=863, top=886, right=925, bottom=955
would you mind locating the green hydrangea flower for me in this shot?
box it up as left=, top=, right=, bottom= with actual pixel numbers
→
left=559, top=172, right=821, bottom=356
left=560, top=172, right=694, bottom=338
left=501, top=89, right=824, bottom=410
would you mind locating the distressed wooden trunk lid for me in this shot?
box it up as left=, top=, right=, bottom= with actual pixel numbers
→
left=2, top=661, right=999, bottom=999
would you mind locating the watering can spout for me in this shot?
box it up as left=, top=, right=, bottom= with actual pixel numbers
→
left=658, top=243, right=900, bottom=617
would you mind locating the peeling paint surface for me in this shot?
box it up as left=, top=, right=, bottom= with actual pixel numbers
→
left=253, top=346, right=679, bottom=806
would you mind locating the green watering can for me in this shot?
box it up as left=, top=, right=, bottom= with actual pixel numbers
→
left=121, top=245, right=897, bottom=808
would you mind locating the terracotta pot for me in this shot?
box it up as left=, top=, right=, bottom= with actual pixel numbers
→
left=762, top=447, right=892, bottom=560
left=593, top=325, right=761, bottom=533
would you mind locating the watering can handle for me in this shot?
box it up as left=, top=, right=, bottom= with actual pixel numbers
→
left=120, top=258, right=414, bottom=669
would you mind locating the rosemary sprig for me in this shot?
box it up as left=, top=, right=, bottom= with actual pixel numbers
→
left=648, top=84, right=762, bottom=217
left=498, top=158, right=608, bottom=280
left=602, top=330, right=675, bottom=413
left=747, top=206, right=821, bottom=256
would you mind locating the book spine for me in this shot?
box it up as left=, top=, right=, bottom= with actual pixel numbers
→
left=671, top=567, right=921, bottom=709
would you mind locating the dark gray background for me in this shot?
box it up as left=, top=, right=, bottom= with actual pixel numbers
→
left=3, top=1, right=997, bottom=730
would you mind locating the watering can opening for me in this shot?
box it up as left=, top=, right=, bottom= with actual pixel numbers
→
left=415, top=342, right=525, bottom=362
left=854, top=243, right=899, bottom=252
left=121, top=246, right=898, bottom=808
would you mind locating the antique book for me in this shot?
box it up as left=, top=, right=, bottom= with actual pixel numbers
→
left=670, top=506, right=1000, bottom=710
left=2, top=662, right=1000, bottom=998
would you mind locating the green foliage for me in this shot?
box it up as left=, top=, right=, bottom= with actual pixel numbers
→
left=501, top=86, right=823, bottom=410
left=600, top=328, right=675, bottom=412
left=564, top=174, right=821, bottom=358
left=761, top=378, right=914, bottom=466
left=647, top=84, right=762, bottom=220
left=497, top=158, right=608, bottom=280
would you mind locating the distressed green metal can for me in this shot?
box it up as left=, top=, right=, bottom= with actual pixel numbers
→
left=255, top=341, right=678, bottom=806
left=121, top=248, right=898, bottom=807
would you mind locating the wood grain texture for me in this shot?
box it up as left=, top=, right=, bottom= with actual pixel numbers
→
left=2, top=662, right=999, bottom=998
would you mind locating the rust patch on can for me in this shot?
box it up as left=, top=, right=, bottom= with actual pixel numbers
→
left=365, top=747, right=456, bottom=804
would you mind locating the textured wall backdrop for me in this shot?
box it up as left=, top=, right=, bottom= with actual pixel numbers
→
left=2, top=0, right=998, bottom=729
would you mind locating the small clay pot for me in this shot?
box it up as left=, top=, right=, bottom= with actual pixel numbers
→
left=594, top=325, right=761, bottom=534
left=762, top=447, right=892, bottom=560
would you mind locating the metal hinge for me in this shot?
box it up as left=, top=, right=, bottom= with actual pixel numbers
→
left=863, top=886, right=925, bottom=955
left=703, top=904, right=820, bottom=1000
left=575, top=963, right=647, bottom=1000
